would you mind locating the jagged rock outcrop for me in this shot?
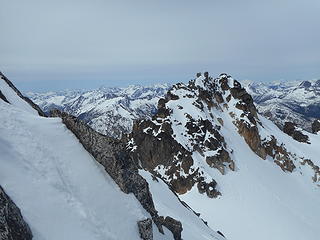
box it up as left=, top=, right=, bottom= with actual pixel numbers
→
left=128, top=72, right=310, bottom=200
left=161, top=216, right=183, bottom=240
left=50, top=109, right=183, bottom=239
left=283, top=122, right=310, bottom=143
left=137, top=218, right=153, bottom=240
left=301, top=158, right=320, bottom=182
left=312, top=119, right=320, bottom=133
left=215, top=74, right=298, bottom=173
left=128, top=73, right=236, bottom=198
left=0, top=186, right=33, bottom=240
left=0, top=72, right=46, bottom=117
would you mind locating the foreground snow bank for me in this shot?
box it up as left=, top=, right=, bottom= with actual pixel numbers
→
left=0, top=101, right=151, bottom=240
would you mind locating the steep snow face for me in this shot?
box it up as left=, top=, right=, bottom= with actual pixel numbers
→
left=27, top=84, right=169, bottom=138
left=0, top=101, right=153, bottom=240
left=243, top=79, right=320, bottom=131
left=129, top=73, right=320, bottom=240
left=0, top=77, right=223, bottom=240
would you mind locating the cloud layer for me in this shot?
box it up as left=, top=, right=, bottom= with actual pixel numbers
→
left=1, top=0, right=320, bottom=91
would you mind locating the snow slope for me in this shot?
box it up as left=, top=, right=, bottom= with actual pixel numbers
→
left=181, top=112, right=320, bottom=240
left=0, top=101, right=155, bottom=240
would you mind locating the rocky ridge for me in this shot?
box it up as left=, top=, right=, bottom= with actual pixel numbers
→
left=128, top=72, right=320, bottom=199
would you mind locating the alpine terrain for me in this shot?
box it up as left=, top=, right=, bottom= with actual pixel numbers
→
left=28, top=78, right=320, bottom=138
left=27, top=85, right=169, bottom=138
left=243, top=79, right=320, bottom=132
left=1, top=71, right=320, bottom=240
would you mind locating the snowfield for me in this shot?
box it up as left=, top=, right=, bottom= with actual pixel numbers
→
left=0, top=100, right=152, bottom=240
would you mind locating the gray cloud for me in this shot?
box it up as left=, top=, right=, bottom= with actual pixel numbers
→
left=1, top=0, right=320, bottom=91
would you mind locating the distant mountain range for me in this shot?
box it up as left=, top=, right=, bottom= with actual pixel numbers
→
left=244, top=79, right=320, bottom=132
left=27, top=78, right=320, bottom=137
left=27, top=85, right=169, bottom=138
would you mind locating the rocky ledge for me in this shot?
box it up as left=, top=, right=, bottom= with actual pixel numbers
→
left=283, top=122, right=310, bottom=143
left=0, top=185, right=33, bottom=240
left=312, top=119, right=320, bottom=133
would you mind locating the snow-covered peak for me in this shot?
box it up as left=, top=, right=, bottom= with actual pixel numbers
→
left=129, top=72, right=320, bottom=240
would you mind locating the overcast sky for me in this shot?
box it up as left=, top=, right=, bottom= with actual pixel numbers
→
left=1, top=0, right=320, bottom=91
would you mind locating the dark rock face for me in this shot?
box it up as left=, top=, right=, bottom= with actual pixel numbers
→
left=214, top=75, right=298, bottom=173
left=236, top=120, right=267, bottom=159
left=300, top=81, right=312, bottom=88
left=283, top=122, right=310, bottom=143
left=312, top=119, right=320, bottom=133
left=128, top=74, right=234, bottom=198
left=130, top=120, right=197, bottom=194
left=138, top=218, right=153, bottom=240
left=301, top=158, right=320, bottom=182
left=0, top=72, right=46, bottom=117
left=0, top=186, right=33, bottom=240
left=161, top=216, right=183, bottom=240
left=50, top=109, right=184, bottom=238
left=0, top=90, right=9, bottom=103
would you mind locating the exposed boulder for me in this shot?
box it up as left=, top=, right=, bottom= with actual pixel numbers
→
left=162, top=216, right=183, bottom=240
left=0, top=186, right=33, bottom=240
left=312, top=119, right=320, bottom=133
left=283, top=122, right=310, bottom=143
left=138, top=218, right=153, bottom=240
left=206, top=149, right=233, bottom=175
